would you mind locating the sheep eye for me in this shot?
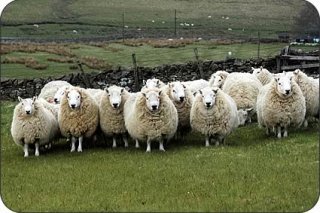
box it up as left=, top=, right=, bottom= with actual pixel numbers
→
left=278, top=83, right=282, bottom=86
left=172, top=90, right=176, bottom=93
left=219, top=79, right=221, bottom=82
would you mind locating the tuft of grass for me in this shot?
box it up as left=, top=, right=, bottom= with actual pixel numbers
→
left=2, top=56, right=48, bottom=70
left=0, top=101, right=318, bottom=212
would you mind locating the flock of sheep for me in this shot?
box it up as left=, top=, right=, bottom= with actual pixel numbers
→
left=10, top=67, right=319, bottom=157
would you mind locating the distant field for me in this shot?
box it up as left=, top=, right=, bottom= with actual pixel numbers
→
left=1, top=40, right=318, bottom=79
left=0, top=101, right=318, bottom=212
left=1, top=0, right=306, bottom=40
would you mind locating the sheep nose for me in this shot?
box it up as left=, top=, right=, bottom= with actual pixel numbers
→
left=152, top=105, right=158, bottom=110
left=26, top=110, right=31, bottom=114
left=54, top=98, right=58, bottom=103
left=285, top=90, right=291, bottom=95
left=179, top=97, right=185, bottom=102
left=113, top=103, right=118, bottom=108
left=71, top=104, right=76, bottom=109
left=206, top=102, right=211, bottom=107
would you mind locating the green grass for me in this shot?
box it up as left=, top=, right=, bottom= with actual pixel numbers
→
left=1, top=0, right=306, bottom=39
left=1, top=101, right=318, bottom=212
left=1, top=41, right=318, bottom=79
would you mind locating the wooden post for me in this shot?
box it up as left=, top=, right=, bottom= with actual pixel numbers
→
left=193, top=48, right=204, bottom=78
left=257, top=30, right=260, bottom=59
left=132, top=53, right=139, bottom=91
left=174, top=9, right=177, bottom=38
left=77, top=59, right=91, bottom=88
left=122, top=12, right=125, bottom=42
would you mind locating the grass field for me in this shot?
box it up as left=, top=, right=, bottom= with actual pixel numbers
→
left=0, top=101, right=319, bottom=212
left=1, top=0, right=307, bottom=40
left=1, top=40, right=318, bottom=79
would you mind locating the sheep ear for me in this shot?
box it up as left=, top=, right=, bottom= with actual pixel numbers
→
left=193, top=91, right=197, bottom=96
left=32, top=96, right=37, bottom=102
left=104, top=88, right=109, bottom=94
left=260, top=66, right=263, bottom=70
left=294, top=69, right=300, bottom=74
left=18, top=96, right=23, bottom=102
left=199, top=90, right=203, bottom=95
left=158, top=90, right=162, bottom=96
left=157, top=80, right=160, bottom=85
left=212, top=87, right=219, bottom=93
left=142, top=92, right=146, bottom=97
left=251, top=67, right=255, bottom=71
left=274, top=76, right=280, bottom=82
left=169, top=83, right=173, bottom=88
left=246, top=108, right=254, bottom=113
left=121, top=88, right=124, bottom=93
left=182, top=83, right=186, bottom=88
left=143, top=80, right=146, bottom=85
left=283, top=71, right=286, bottom=75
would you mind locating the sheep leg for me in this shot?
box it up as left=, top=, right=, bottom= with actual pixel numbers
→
left=35, top=142, right=40, bottom=157
left=205, top=135, right=210, bottom=147
left=71, top=137, right=76, bottom=152
left=77, top=136, right=83, bottom=152
left=277, top=126, right=282, bottom=139
left=112, top=137, right=117, bottom=148
left=266, top=128, right=270, bottom=135
left=304, top=119, right=308, bottom=128
left=135, top=139, right=140, bottom=148
left=283, top=128, right=288, bottom=137
left=23, top=143, right=29, bottom=157
left=159, top=138, right=165, bottom=152
left=146, top=139, right=151, bottom=152
left=122, top=134, right=129, bottom=148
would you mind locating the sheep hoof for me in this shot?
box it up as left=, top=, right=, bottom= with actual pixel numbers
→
left=35, top=152, right=39, bottom=157
left=24, top=154, right=29, bottom=158
left=159, top=148, right=166, bottom=152
left=77, top=148, right=82, bottom=152
left=277, top=134, right=282, bottom=139
left=70, top=148, right=75, bottom=152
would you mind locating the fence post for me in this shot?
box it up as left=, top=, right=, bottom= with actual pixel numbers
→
left=132, top=53, right=139, bottom=91
left=174, top=9, right=177, bottom=38
left=76, top=59, right=91, bottom=88
left=257, top=30, right=261, bottom=58
left=122, top=12, right=125, bottom=42
left=193, top=48, right=204, bottom=79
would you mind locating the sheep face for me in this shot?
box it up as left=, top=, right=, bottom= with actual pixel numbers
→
left=252, top=67, right=262, bottom=75
left=54, top=87, right=67, bottom=104
left=142, top=90, right=161, bottom=112
left=145, top=78, right=161, bottom=89
left=275, top=72, right=292, bottom=98
left=106, top=87, right=124, bottom=109
left=169, top=82, right=186, bottom=103
left=211, top=75, right=225, bottom=88
left=67, top=89, right=81, bottom=109
left=199, top=87, right=216, bottom=109
left=18, top=96, right=36, bottom=115
left=237, top=108, right=253, bottom=125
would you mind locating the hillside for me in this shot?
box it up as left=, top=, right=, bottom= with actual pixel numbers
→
left=0, top=0, right=309, bottom=40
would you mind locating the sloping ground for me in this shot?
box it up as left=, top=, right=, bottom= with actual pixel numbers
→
left=1, top=0, right=307, bottom=40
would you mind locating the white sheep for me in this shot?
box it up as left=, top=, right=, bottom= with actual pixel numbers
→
left=257, top=71, right=306, bottom=138
left=99, top=85, right=130, bottom=148
left=208, top=70, right=229, bottom=88
left=182, top=79, right=209, bottom=94
left=252, top=66, right=273, bottom=85
left=58, top=87, right=99, bottom=152
left=221, top=72, right=262, bottom=121
left=237, top=108, right=253, bottom=126
left=190, top=87, right=238, bottom=146
left=292, top=69, right=319, bottom=127
left=11, top=96, right=59, bottom=157
left=142, top=78, right=166, bottom=90
left=162, top=81, right=194, bottom=138
left=39, top=80, right=71, bottom=103
left=86, top=88, right=105, bottom=105
left=53, top=85, right=72, bottom=104
left=124, top=88, right=178, bottom=152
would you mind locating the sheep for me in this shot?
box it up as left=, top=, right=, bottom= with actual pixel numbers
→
left=124, top=88, right=178, bottom=152
left=86, top=88, right=105, bottom=105
left=53, top=85, right=72, bottom=104
left=38, top=98, right=60, bottom=120
left=208, top=70, right=229, bottom=88
left=257, top=71, right=306, bottom=138
left=237, top=108, right=253, bottom=126
left=11, top=96, right=59, bottom=157
left=252, top=66, right=273, bottom=85
left=182, top=79, right=209, bottom=94
left=58, top=87, right=99, bottom=152
left=142, top=78, right=166, bottom=90
left=190, top=87, right=238, bottom=146
left=292, top=69, right=319, bottom=127
left=39, top=80, right=71, bottom=103
left=221, top=72, right=262, bottom=121
left=162, top=81, right=194, bottom=138
left=99, top=85, right=130, bottom=148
